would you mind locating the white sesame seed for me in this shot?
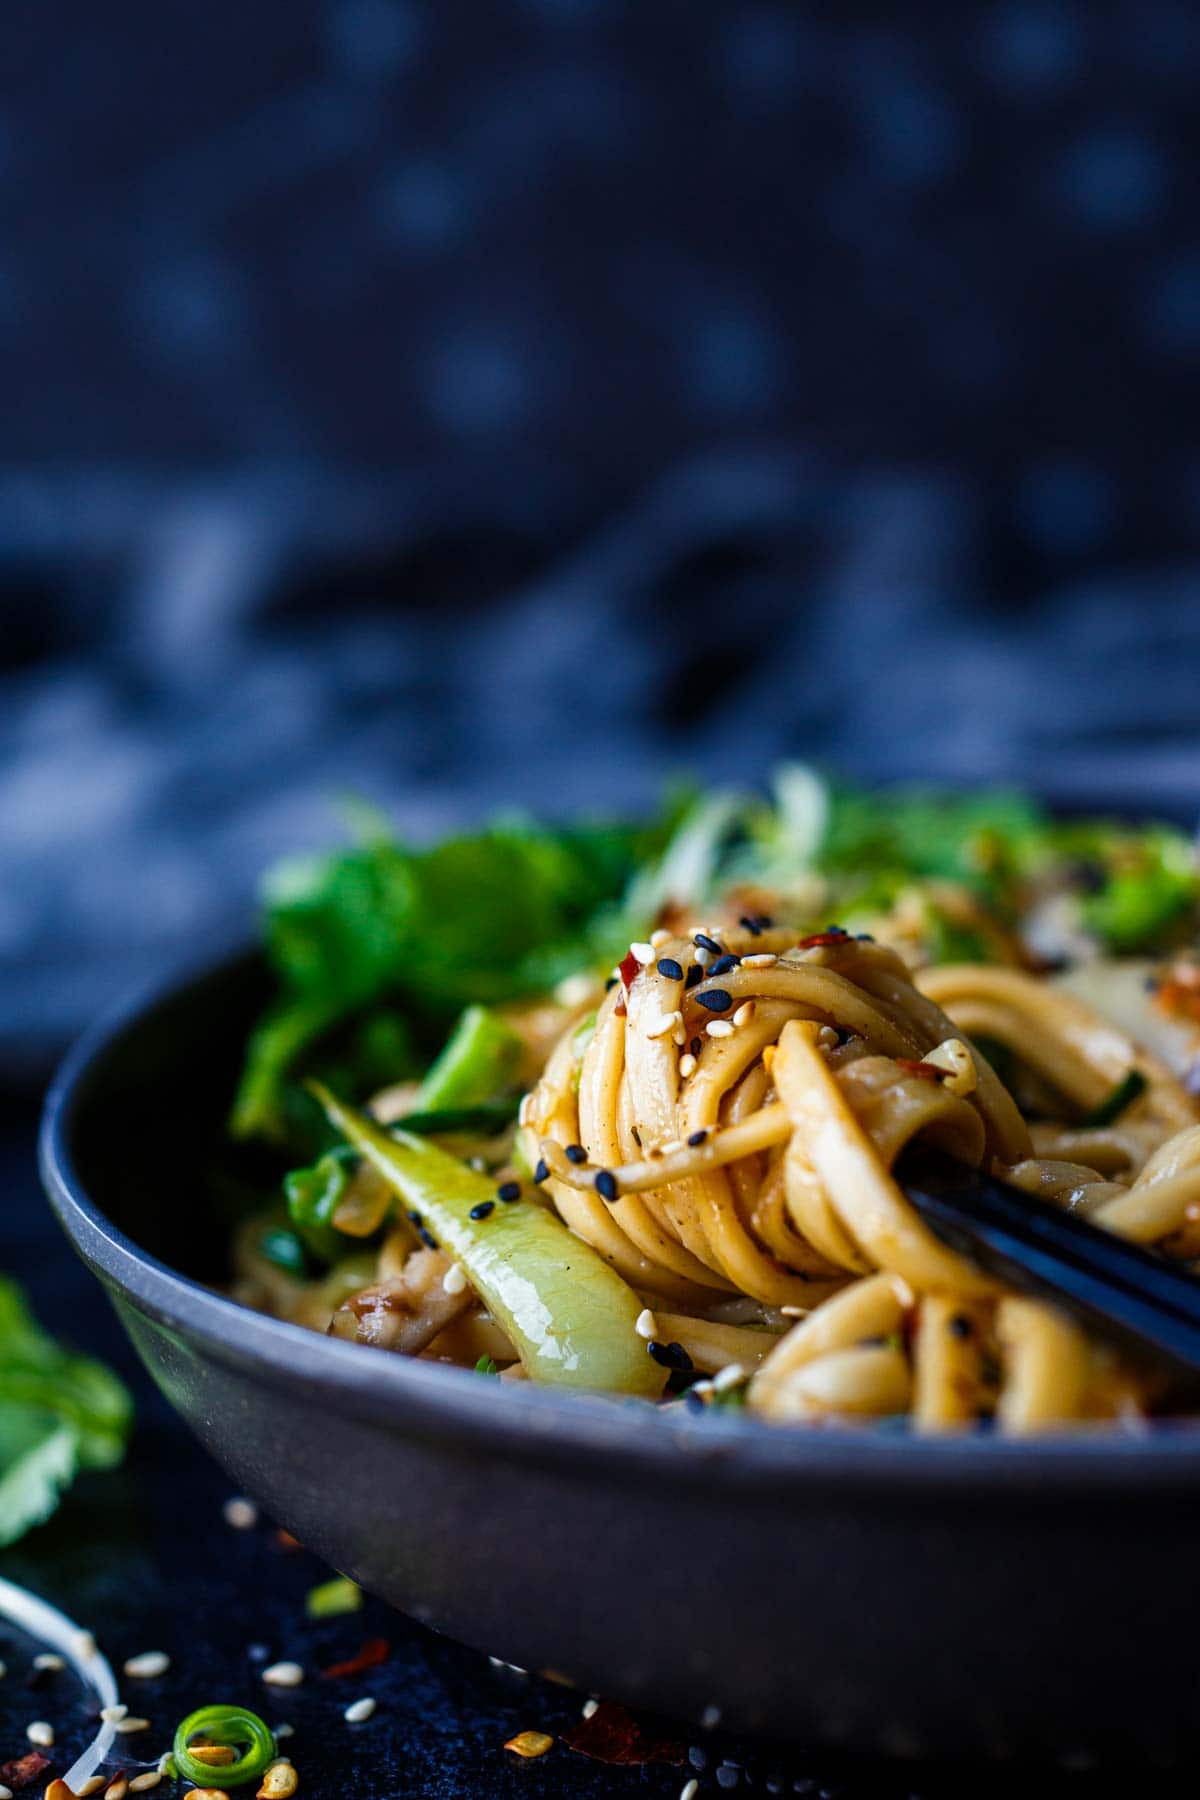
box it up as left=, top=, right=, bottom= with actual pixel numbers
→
left=0, top=1783, right=12, bottom=1799
left=26, top=1722, right=53, bottom=1747
left=781, top=1304, right=808, bottom=1317
left=70, top=1630, right=96, bottom=1661
left=705, top=1019, right=735, bottom=1038
left=635, top=1308, right=657, bottom=1340
left=517, top=1092, right=534, bottom=1126
left=659, top=1138, right=684, bottom=1155
left=33, top=1652, right=65, bottom=1670
left=712, top=1362, right=746, bottom=1392
left=442, top=1263, right=468, bottom=1295
left=682, top=1780, right=700, bottom=1800
left=130, top=1775, right=163, bottom=1792
left=650, top=928, right=672, bottom=948
left=124, top=1650, right=170, bottom=1679
left=100, top=1702, right=128, bottom=1723
left=272, top=1724, right=295, bottom=1740
left=816, top=1024, right=839, bottom=1049
left=695, top=946, right=713, bottom=968
left=582, top=1698, right=599, bottom=1719
left=115, top=1715, right=151, bottom=1733
left=645, top=1008, right=682, bottom=1039
left=223, top=1496, right=258, bottom=1530
left=77, top=1779, right=107, bottom=1796
left=700, top=1703, right=722, bottom=1729
left=344, top=1696, right=376, bottom=1723
left=262, top=1661, right=304, bottom=1687
left=741, top=952, right=777, bottom=969
left=630, top=941, right=656, bottom=964
left=732, top=1001, right=755, bottom=1028
left=678, top=1053, right=697, bottom=1078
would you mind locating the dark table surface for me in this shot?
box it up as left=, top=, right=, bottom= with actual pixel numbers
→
left=0, top=1088, right=1192, bottom=1800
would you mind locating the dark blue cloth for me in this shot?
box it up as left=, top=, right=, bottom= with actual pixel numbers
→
left=4, top=1, right=1200, bottom=1067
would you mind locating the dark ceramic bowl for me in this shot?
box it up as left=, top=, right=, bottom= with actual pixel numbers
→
left=39, top=950, right=1200, bottom=1759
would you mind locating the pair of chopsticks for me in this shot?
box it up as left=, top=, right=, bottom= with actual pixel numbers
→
left=898, top=1144, right=1200, bottom=1385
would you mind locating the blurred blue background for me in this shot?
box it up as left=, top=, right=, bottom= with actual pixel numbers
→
left=5, top=0, right=1200, bottom=1072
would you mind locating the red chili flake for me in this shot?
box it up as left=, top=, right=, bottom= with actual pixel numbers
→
left=0, top=1750, right=51, bottom=1789
left=319, top=1637, right=390, bottom=1680
left=273, top=1528, right=303, bottom=1552
left=618, top=950, right=640, bottom=991
left=895, top=1057, right=944, bottom=1082
left=561, top=1700, right=685, bottom=1766
left=793, top=930, right=851, bottom=951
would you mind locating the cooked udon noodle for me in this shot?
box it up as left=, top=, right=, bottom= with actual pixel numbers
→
left=233, top=907, right=1200, bottom=1434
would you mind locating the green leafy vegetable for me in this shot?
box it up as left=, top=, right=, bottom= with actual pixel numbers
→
left=284, top=1145, right=362, bottom=1264
left=0, top=1277, right=132, bottom=1546
left=474, top=1355, right=500, bottom=1376
left=415, top=1005, right=524, bottom=1111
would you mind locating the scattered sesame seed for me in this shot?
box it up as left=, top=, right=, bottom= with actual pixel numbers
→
left=630, top=941, right=656, bottom=964
left=33, top=1653, right=65, bottom=1670
left=124, top=1651, right=170, bottom=1679
left=696, top=989, right=732, bottom=1013
left=679, top=1053, right=697, bottom=1078
left=781, top=1305, right=808, bottom=1317
left=707, top=954, right=740, bottom=977
left=635, top=1308, right=657, bottom=1340
left=733, top=1001, right=755, bottom=1027
left=739, top=916, right=763, bottom=936
left=656, top=957, right=684, bottom=980
left=687, top=1128, right=708, bottom=1146
left=443, top=1264, right=468, bottom=1295
left=816, top=1025, right=840, bottom=1049
left=26, top=1722, right=53, bottom=1747
left=77, top=1779, right=108, bottom=1796
left=594, top=1169, right=619, bottom=1202
left=717, top=1768, right=739, bottom=1790
left=701, top=1703, right=722, bottom=1729
left=223, top=1496, right=258, bottom=1530
left=659, top=1138, right=683, bottom=1155
left=344, top=1697, right=376, bottom=1723
left=741, top=952, right=778, bottom=969
left=948, top=1313, right=973, bottom=1340
left=582, top=1698, right=599, bottom=1719
left=496, top=1180, right=522, bottom=1203
left=272, top=1724, right=295, bottom=1740
left=418, top=1226, right=439, bottom=1249
left=682, top=1782, right=700, bottom=1800
left=262, top=1661, right=305, bottom=1687
left=694, top=934, right=723, bottom=955
left=650, top=928, right=672, bottom=947
left=604, top=976, right=618, bottom=991
left=130, top=1775, right=163, bottom=1793
left=565, top=1143, right=587, bottom=1165
left=100, top=1704, right=129, bottom=1724
left=115, top=1716, right=152, bottom=1733
left=468, top=1201, right=495, bottom=1221
left=706, top=1020, right=735, bottom=1038
left=103, top=1777, right=129, bottom=1800
left=645, top=1008, right=683, bottom=1039
left=685, top=963, right=705, bottom=988
left=647, top=1340, right=693, bottom=1371
left=713, top=1362, right=746, bottom=1392
left=533, top=1158, right=549, bottom=1184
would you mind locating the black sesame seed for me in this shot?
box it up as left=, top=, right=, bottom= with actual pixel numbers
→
left=708, top=953, right=740, bottom=977
left=594, top=1168, right=619, bottom=1202
left=855, top=932, right=875, bottom=942
left=696, top=988, right=732, bottom=1013
left=717, top=1767, right=739, bottom=1789
left=694, top=933, right=724, bottom=954
left=407, top=1209, right=423, bottom=1225
left=604, top=976, right=618, bottom=990
left=739, top=915, right=763, bottom=936
left=687, top=1128, right=708, bottom=1146
left=755, top=914, right=774, bottom=928
left=468, top=1201, right=495, bottom=1221
left=689, top=1747, right=709, bottom=1771
left=825, top=923, right=845, bottom=935
left=648, top=1339, right=693, bottom=1371
left=656, top=957, right=684, bottom=980
left=948, top=1313, right=973, bottom=1340
left=690, top=1036, right=703, bottom=1057
left=496, top=1180, right=522, bottom=1203
left=685, top=962, right=704, bottom=989
left=418, top=1227, right=439, bottom=1249
left=533, top=1159, right=549, bottom=1185
left=565, top=1143, right=587, bottom=1164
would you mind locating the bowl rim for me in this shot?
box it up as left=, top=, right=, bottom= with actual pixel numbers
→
left=39, top=946, right=1200, bottom=1501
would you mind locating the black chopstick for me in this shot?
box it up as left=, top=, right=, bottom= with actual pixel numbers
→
left=897, top=1143, right=1200, bottom=1383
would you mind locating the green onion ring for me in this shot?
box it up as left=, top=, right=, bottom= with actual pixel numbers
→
left=172, top=1704, right=277, bottom=1789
